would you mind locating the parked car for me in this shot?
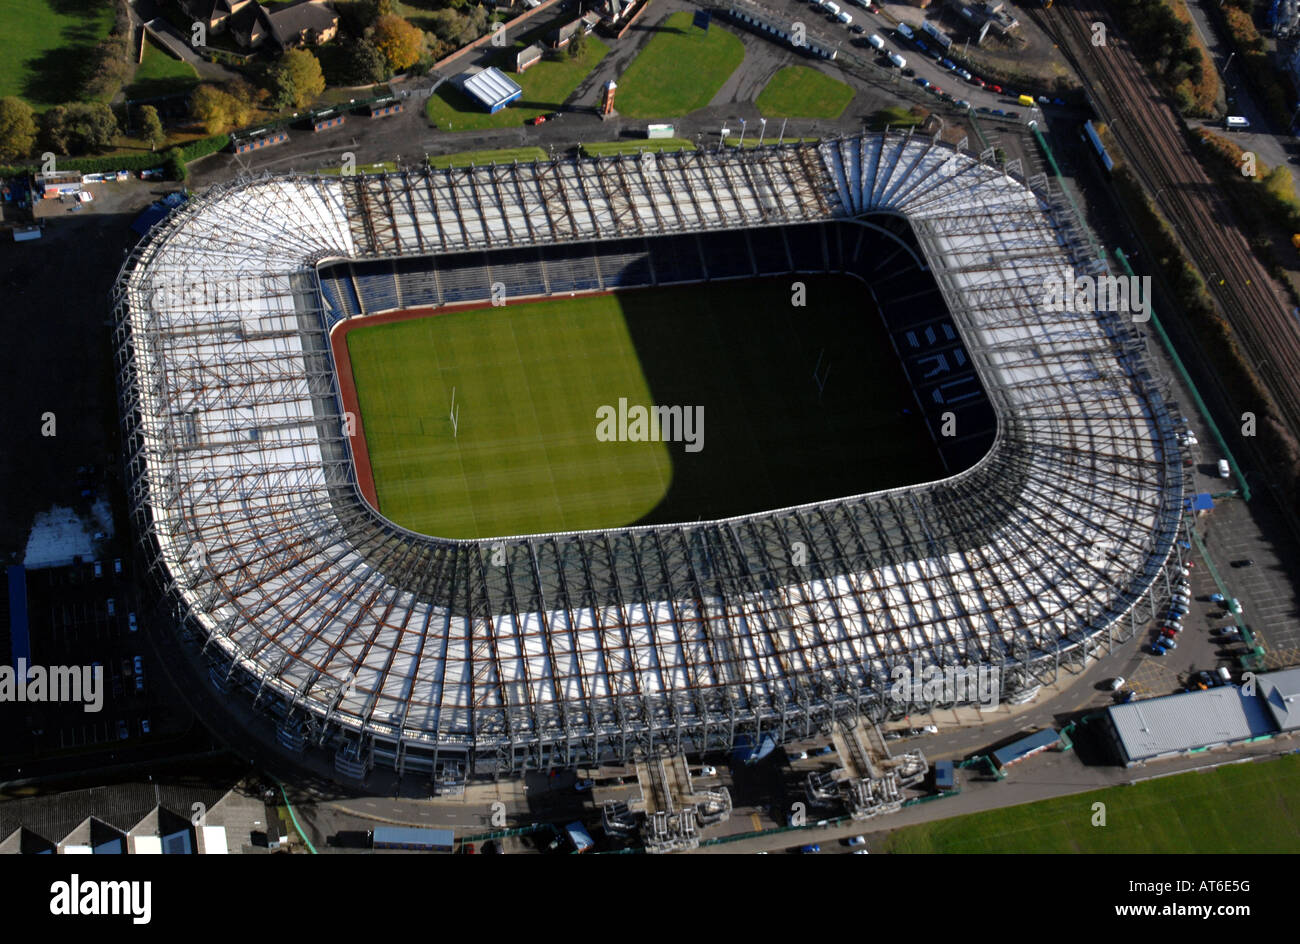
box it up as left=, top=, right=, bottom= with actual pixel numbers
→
left=93, top=561, right=103, bottom=578
left=574, top=779, right=594, bottom=792
left=546, top=111, right=563, bottom=121
left=939, top=58, right=956, bottom=70
left=799, top=843, right=821, bottom=854
left=1149, top=644, right=1167, bottom=656
left=914, top=77, right=931, bottom=89
left=699, top=764, right=718, bottom=776
left=117, top=720, right=129, bottom=740
left=114, top=558, right=123, bottom=575
left=1109, top=676, right=1126, bottom=690
left=988, top=84, right=1003, bottom=93
left=971, top=76, right=986, bottom=88
left=1162, top=636, right=1178, bottom=650
left=955, top=68, right=972, bottom=81
left=128, top=612, right=138, bottom=632
left=844, top=835, right=867, bottom=847
left=530, top=115, right=547, bottom=125
left=1218, top=458, right=1231, bottom=478
left=107, top=598, right=116, bottom=617
left=1210, top=626, right=1239, bottom=637
left=140, top=719, right=151, bottom=735
left=792, top=750, right=809, bottom=760
left=901, top=67, right=916, bottom=77
left=954, top=99, right=971, bottom=110
left=1231, top=558, right=1255, bottom=568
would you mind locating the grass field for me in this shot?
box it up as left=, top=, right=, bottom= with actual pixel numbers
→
left=123, top=39, right=198, bottom=101
left=425, top=37, right=608, bottom=131
left=0, top=0, right=116, bottom=107
left=580, top=139, right=696, bottom=158
left=428, top=147, right=548, bottom=168
left=344, top=276, right=941, bottom=539
left=880, top=754, right=1300, bottom=853
left=315, top=162, right=400, bottom=175
left=724, top=136, right=819, bottom=148
left=756, top=66, right=855, bottom=119
left=615, top=11, right=745, bottom=117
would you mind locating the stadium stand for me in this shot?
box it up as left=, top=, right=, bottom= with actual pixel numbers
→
left=114, top=137, right=1188, bottom=779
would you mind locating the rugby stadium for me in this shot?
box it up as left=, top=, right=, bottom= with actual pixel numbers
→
left=112, top=133, right=1188, bottom=781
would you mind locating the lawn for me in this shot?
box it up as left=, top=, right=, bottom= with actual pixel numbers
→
left=123, top=39, right=198, bottom=101
left=724, top=136, right=820, bottom=148
left=428, top=147, right=548, bottom=168
left=343, top=276, right=942, bottom=539
left=315, top=161, right=399, bottom=175
left=614, top=10, right=745, bottom=118
left=756, top=66, right=855, bottom=119
left=0, top=0, right=116, bottom=107
left=880, top=753, right=1300, bottom=853
left=425, top=37, right=608, bottom=132
left=580, top=138, right=696, bottom=158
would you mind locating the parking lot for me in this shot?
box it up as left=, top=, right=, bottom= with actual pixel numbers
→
left=0, top=560, right=174, bottom=765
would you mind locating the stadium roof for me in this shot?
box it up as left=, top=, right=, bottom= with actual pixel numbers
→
left=1107, top=687, right=1276, bottom=766
left=113, top=134, right=1185, bottom=772
left=462, top=67, right=523, bottom=113
left=1256, top=668, right=1300, bottom=732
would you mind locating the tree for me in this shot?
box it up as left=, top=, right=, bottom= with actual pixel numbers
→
left=344, top=38, right=389, bottom=85
left=567, top=29, right=588, bottom=60
left=139, top=105, right=166, bottom=152
left=370, top=14, right=423, bottom=72
left=40, top=103, right=119, bottom=155
left=190, top=84, right=252, bottom=135
left=268, top=49, right=326, bottom=110
left=0, top=97, right=38, bottom=163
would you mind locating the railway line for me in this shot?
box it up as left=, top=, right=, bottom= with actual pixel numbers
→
left=1042, top=0, right=1300, bottom=446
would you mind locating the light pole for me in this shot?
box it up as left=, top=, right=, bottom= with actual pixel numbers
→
left=738, top=117, right=747, bottom=148
left=758, top=117, right=767, bottom=146
left=778, top=117, right=788, bottom=145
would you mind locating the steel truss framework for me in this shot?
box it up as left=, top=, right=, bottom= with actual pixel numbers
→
left=113, top=134, right=1186, bottom=778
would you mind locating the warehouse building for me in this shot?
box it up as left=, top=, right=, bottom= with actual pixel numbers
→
left=1106, top=686, right=1277, bottom=766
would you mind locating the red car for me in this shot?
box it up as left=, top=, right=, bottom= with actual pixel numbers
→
left=970, top=76, right=986, bottom=87
left=530, top=115, right=547, bottom=125
left=988, top=84, right=1003, bottom=94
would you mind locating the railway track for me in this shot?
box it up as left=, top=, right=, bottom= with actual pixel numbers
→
left=1042, top=0, right=1300, bottom=443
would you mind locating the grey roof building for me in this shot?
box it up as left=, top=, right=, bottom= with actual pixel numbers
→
left=1256, top=667, right=1300, bottom=733
left=1106, top=686, right=1277, bottom=766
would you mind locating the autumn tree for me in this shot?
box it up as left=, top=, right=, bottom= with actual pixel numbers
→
left=0, top=97, right=38, bottom=162
left=190, top=83, right=253, bottom=135
left=139, top=105, right=166, bottom=151
left=370, top=14, right=423, bottom=72
left=268, top=49, right=326, bottom=110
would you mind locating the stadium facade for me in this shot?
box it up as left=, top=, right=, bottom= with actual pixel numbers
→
left=113, top=133, right=1188, bottom=780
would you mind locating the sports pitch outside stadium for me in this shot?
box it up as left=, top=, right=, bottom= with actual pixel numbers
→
left=336, top=276, right=939, bottom=539
left=113, top=136, right=1187, bottom=777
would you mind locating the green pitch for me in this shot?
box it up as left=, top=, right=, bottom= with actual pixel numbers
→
left=614, top=10, right=745, bottom=117
left=756, top=66, right=856, bottom=120
left=879, top=753, right=1300, bottom=853
left=345, top=276, right=942, bottom=539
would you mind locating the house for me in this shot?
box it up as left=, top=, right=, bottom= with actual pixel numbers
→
left=267, top=0, right=340, bottom=48
left=548, top=13, right=598, bottom=48
left=177, top=0, right=256, bottom=34
left=515, top=43, right=544, bottom=72
left=226, top=0, right=339, bottom=51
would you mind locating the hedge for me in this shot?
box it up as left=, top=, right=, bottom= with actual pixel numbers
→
left=0, top=134, right=229, bottom=181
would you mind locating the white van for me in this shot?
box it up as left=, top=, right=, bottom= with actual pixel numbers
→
left=888, top=52, right=906, bottom=68
left=1225, top=115, right=1250, bottom=130
left=838, top=10, right=853, bottom=24
left=825, top=1, right=841, bottom=14
left=868, top=33, right=885, bottom=50
left=1217, top=458, right=1231, bottom=478
left=897, top=22, right=914, bottom=39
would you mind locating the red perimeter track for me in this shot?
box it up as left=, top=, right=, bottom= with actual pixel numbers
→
left=328, top=290, right=621, bottom=517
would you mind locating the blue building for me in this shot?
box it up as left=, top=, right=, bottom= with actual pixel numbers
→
left=462, top=67, right=524, bottom=114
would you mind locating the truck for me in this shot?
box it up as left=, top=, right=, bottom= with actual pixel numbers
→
left=887, top=52, right=906, bottom=68
left=837, top=10, right=853, bottom=24
left=868, top=33, right=885, bottom=50
left=1017, top=94, right=1035, bottom=107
